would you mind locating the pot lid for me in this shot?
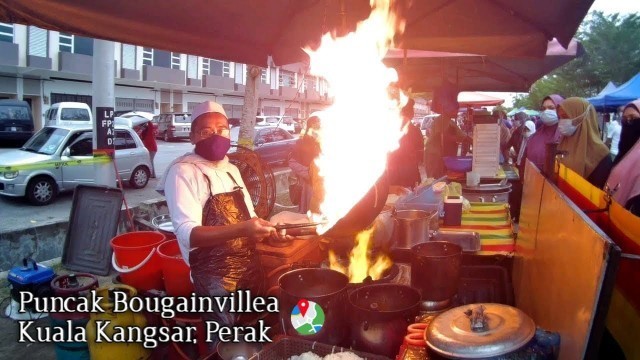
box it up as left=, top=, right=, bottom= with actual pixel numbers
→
left=425, top=303, right=535, bottom=359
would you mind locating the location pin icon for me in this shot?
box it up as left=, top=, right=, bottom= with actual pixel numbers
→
left=297, top=299, right=309, bottom=317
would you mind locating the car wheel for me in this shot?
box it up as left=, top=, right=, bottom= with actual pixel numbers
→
left=129, top=166, right=150, bottom=189
left=26, top=176, right=57, bottom=205
left=163, top=131, right=171, bottom=142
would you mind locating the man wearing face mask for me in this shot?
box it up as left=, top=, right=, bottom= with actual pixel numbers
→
left=156, top=101, right=277, bottom=347
left=557, top=97, right=613, bottom=188
left=522, top=94, right=564, bottom=172
left=606, top=99, right=640, bottom=216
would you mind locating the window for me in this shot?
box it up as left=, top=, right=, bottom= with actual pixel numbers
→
left=0, top=22, right=13, bottom=43
left=122, top=44, right=136, bottom=69
left=69, top=136, right=93, bottom=156
left=114, top=130, right=137, bottom=150
left=28, top=26, right=47, bottom=57
left=204, top=59, right=231, bottom=77
left=201, top=58, right=210, bottom=77
left=271, top=128, right=289, bottom=142
left=142, top=48, right=153, bottom=66
left=153, top=49, right=171, bottom=68
left=58, top=33, right=93, bottom=55
left=60, top=108, right=91, bottom=121
left=222, top=104, right=243, bottom=118
left=59, top=33, right=73, bottom=52
left=261, top=69, right=268, bottom=84
left=171, top=52, right=181, bottom=70
left=279, top=70, right=296, bottom=88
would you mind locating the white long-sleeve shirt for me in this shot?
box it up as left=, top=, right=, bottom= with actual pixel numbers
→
left=156, top=153, right=256, bottom=265
left=607, top=121, right=622, bottom=156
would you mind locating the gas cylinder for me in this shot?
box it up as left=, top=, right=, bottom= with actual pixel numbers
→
left=86, top=285, right=150, bottom=360
left=50, top=273, right=99, bottom=360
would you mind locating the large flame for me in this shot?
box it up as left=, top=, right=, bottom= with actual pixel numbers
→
left=328, top=228, right=393, bottom=282
left=306, top=0, right=407, bottom=234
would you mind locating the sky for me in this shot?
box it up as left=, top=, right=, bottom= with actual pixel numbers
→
left=482, top=0, right=639, bottom=108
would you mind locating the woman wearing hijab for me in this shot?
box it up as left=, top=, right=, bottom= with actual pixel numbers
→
left=522, top=94, right=563, bottom=172
left=605, top=99, right=640, bottom=216
left=557, top=97, right=612, bottom=188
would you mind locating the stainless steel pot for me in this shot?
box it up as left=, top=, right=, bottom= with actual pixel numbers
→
left=393, top=209, right=438, bottom=250
left=462, top=183, right=512, bottom=203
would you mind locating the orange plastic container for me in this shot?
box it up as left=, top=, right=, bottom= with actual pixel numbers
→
left=111, top=231, right=166, bottom=292
left=157, top=240, right=193, bottom=296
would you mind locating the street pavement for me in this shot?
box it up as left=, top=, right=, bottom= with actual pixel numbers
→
left=0, top=140, right=288, bottom=232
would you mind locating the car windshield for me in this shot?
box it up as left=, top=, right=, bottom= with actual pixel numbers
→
left=0, top=105, right=30, bottom=120
left=175, top=114, right=191, bottom=123
left=21, top=127, right=70, bottom=155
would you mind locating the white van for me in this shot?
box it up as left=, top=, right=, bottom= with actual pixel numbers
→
left=45, top=102, right=93, bottom=126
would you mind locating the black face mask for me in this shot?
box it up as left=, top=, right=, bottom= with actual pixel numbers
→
left=615, top=120, right=640, bottom=164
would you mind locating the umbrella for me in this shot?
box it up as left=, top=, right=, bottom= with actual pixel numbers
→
left=458, top=92, right=505, bottom=107
left=384, top=38, right=584, bottom=92
left=0, top=0, right=593, bottom=66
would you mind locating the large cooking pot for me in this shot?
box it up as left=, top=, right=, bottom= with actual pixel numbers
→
left=349, top=284, right=421, bottom=358
left=411, top=242, right=462, bottom=306
left=277, top=268, right=349, bottom=346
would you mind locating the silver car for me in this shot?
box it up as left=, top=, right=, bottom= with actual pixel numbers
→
left=0, top=124, right=152, bottom=205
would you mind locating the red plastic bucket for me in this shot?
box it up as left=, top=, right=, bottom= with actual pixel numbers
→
left=157, top=240, right=193, bottom=297
left=111, top=231, right=166, bottom=292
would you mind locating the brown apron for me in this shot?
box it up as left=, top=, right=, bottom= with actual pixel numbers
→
left=188, top=166, right=266, bottom=332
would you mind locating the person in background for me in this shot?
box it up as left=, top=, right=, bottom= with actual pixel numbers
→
left=516, top=120, right=536, bottom=169
left=156, top=101, right=280, bottom=350
left=523, top=94, right=564, bottom=172
left=606, top=117, right=622, bottom=158
left=424, top=82, right=468, bottom=179
left=493, top=109, right=512, bottom=163
left=557, top=97, right=612, bottom=188
left=135, top=120, right=158, bottom=178
left=606, top=99, right=640, bottom=216
left=289, top=115, right=321, bottom=213
left=503, top=112, right=529, bottom=164
left=387, top=98, right=423, bottom=188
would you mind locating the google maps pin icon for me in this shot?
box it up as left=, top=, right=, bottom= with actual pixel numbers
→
left=297, top=299, right=309, bottom=317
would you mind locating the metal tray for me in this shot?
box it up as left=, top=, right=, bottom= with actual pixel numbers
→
left=250, top=337, right=391, bottom=360
left=62, top=185, right=123, bottom=276
left=430, top=230, right=481, bottom=252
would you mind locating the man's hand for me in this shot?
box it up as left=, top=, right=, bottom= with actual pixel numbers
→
left=244, top=217, right=276, bottom=241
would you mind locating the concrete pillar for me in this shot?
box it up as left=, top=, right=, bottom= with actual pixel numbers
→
left=16, top=77, right=23, bottom=101
left=92, top=39, right=117, bottom=187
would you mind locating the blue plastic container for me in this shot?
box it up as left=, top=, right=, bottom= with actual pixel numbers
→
left=443, top=156, right=473, bottom=173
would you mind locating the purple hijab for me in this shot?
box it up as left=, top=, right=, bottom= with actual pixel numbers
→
left=524, top=94, right=564, bottom=170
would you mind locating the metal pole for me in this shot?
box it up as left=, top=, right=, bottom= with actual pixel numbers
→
left=92, top=39, right=116, bottom=187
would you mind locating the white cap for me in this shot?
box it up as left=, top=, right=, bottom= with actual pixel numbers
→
left=191, top=101, right=227, bottom=122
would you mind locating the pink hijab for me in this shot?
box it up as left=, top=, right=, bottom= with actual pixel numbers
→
left=606, top=99, right=640, bottom=207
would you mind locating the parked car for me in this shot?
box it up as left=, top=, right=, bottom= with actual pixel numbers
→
left=255, top=115, right=297, bottom=133
left=229, top=126, right=297, bottom=166
left=156, top=112, right=192, bottom=141
left=0, top=125, right=152, bottom=205
left=0, top=100, right=34, bottom=146
left=44, top=102, right=92, bottom=126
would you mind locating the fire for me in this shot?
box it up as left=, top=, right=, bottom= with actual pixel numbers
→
left=306, top=0, right=407, bottom=234
left=329, top=228, right=393, bottom=282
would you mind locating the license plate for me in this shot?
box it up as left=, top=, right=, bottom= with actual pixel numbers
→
left=184, top=127, right=190, bottom=132
left=10, top=127, right=17, bottom=132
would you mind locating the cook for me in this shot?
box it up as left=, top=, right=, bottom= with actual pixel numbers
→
left=156, top=101, right=281, bottom=349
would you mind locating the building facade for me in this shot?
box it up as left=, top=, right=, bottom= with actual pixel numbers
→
left=0, top=23, right=332, bottom=130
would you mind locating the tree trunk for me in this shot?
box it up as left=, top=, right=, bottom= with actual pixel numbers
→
left=239, top=65, right=261, bottom=149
